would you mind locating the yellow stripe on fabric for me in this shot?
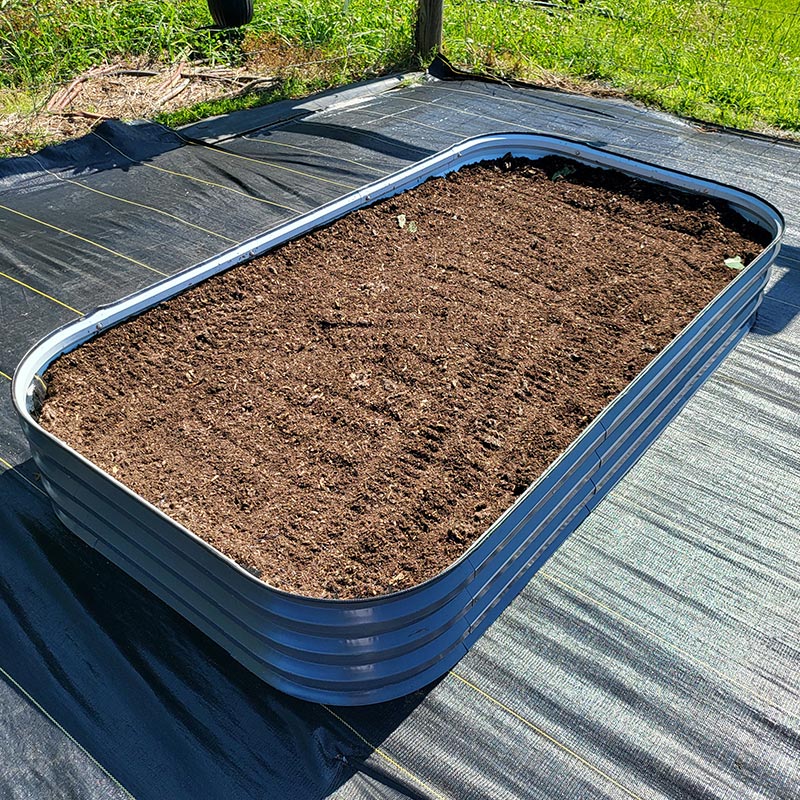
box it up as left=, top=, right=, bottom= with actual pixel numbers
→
left=0, top=203, right=168, bottom=278
left=437, top=84, right=712, bottom=144
left=69, top=180, right=239, bottom=243
left=356, top=107, right=462, bottom=140
left=0, top=269, right=83, bottom=315
left=430, top=84, right=602, bottom=123
left=0, top=662, right=136, bottom=798
left=30, top=156, right=238, bottom=245
left=92, top=132, right=304, bottom=214
left=302, top=119, right=433, bottom=159
left=540, top=570, right=787, bottom=717
left=432, top=99, right=542, bottom=131
left=323, top=706, right=449, bottom=800
left=394, top=88, right=670, bottom=142
left=0, top=456, right=48, bottom=497
left=0, top=456, right=47, bottom=497
left=240, top=136, right=386, bottom=176
left=198, top=143, right=358, bottom=190
left=449, top=671, right=647, bottom=800
left=359, top=98, right=541, bottom=136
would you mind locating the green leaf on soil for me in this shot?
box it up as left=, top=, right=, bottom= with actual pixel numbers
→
left=397, top=213, right=406, bottom=228
left=724, top=256, right=745, bottom=270
left=551, top=165, right=577, bottom=181
left=407, top=220, right=417, bottom=233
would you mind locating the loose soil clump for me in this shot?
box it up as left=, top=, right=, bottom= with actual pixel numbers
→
left=39, top=157, right=770, bottom=599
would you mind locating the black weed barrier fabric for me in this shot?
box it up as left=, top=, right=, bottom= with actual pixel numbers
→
left=0, top=75, right=798, bottom=799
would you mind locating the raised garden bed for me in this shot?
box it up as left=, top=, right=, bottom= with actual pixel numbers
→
left=13, top=134, right=783, bottom=704
left=38, top=156, right=769, bottom=598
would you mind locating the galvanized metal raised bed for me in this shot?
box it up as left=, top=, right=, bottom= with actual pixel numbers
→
left=12, top=134, right=784, bottom=705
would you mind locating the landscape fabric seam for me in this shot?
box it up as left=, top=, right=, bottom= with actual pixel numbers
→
left=355, top=106, right=466, bottom=140
left=355, top=100, right=664, bottom=166
left=352, top=98, right=660, bottom=153
left=370, top=91, right=640, bottom=140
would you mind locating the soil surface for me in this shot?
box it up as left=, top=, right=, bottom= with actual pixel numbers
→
left=39, top=156, right=770, bottom=599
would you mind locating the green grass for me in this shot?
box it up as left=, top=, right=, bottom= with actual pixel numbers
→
left=0, top=0, right=414, bottom=91
left=2, top=0, right=800, bottom=142
left=443, top=0, right=800, bottom=131
left=153, top=74, right=309, bottom=127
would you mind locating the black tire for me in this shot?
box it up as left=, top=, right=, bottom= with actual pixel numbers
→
left=206, top=0, right=253, bottom=27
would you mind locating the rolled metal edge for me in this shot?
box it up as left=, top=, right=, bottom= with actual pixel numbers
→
left=11, top=134, right=784, bottom=705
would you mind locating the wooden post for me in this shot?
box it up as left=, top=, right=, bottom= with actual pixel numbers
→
left=415, top=0, right=444, bottom=61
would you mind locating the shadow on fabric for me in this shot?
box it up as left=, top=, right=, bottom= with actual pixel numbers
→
left=754, top=245, right=800, bottom=335
left=0, top=462, right=438, bottom=800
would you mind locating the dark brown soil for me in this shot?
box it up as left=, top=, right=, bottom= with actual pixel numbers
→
left=39, top=156, right=769, bottom=599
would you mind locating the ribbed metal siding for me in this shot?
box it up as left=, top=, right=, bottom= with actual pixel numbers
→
left=12, top=134, right=784, bottom=705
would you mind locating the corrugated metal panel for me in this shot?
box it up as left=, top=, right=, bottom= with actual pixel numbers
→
left=11, top=134, right=784, bottom=705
